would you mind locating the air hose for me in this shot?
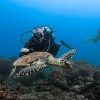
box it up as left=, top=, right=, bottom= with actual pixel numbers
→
left=20, top=30, right=32, bottom=44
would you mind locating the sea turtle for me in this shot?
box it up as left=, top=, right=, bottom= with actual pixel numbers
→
left=10, top=49, right=76, bottom=78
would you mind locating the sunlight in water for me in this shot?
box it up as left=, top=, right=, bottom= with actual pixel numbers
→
left=8, top=0, right=100, bottom=17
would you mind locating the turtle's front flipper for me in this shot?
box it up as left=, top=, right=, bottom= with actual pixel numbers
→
left=58, top=49, right=76, bottom=68
left=13, top=60, right=47, bottom=78
left=47, top=49, right=76, bottom=68
left=60, top=49, right=76, bottom=60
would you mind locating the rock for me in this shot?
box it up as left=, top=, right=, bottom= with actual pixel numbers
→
left=0, top=58, right=100, bottom=100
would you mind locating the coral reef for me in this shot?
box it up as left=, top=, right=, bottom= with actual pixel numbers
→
left=0, top=57, right=100, bottom=100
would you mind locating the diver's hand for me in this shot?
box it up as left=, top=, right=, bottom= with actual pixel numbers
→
left=20, top=48, right=29, bottom=53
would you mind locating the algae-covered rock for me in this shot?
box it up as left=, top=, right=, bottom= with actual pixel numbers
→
left=0, top=57, right=100, bottom=100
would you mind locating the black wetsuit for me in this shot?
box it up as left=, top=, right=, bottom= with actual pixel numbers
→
left=19, top=33, right=60, bottom=57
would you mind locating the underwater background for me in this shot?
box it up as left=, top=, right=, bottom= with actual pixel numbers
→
left=0, top=1, right=100, bottom=100
left=0, top=0, right=100, bottom=66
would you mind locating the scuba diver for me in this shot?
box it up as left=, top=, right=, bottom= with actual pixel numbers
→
left=19, top=25, right=73, bottom=57
left=86, top=29, right=100, bottom=44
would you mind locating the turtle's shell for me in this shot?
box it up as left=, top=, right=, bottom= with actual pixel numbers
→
left=13, top=52, right=53, bottom=67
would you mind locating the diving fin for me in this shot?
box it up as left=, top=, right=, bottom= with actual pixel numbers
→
left=60, top=40, right=73, bottom=49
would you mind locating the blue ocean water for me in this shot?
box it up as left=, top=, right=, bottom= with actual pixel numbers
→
left=0, top=0, right=100, bottom=66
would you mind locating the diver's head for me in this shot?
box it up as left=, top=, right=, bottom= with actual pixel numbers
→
left=32, top=27, right=44, bottom=43
left=32, top=25, right=54, bottom=43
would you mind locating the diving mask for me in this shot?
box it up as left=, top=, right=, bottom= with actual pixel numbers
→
left=32, top=27, right=44, bottom=42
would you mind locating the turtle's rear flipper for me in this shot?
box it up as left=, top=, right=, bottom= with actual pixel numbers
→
left=9, top=66, right=16, bottom=78
left=59, top=49, right=76, bottom=68
left=13, top=61, right=47, bottom=78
